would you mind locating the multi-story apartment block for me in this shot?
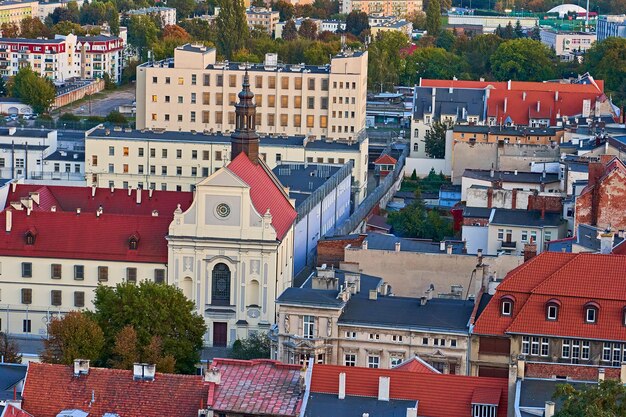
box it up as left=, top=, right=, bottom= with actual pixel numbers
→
left=370, top=19, right=413, bottom=37
left=126, top=6, right=176, bottom=27
left=540, top=29, right=596, bottom=59
left=0, top=34, right=124, bottom=82
left=34, top=0, right=85, bottom=21
left=0, top=1, right=37, bottom=25
left=597, top=15, right=626, bottom=41
left=246, top=7, right=280, bottom=35
left=136, top=44, right=368, bottom=143
left=341, top=0, right=422, bottom=17
left=272, top=266, right=483, bottom=374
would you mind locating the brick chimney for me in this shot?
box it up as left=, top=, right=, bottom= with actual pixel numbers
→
left=524, top=240, right=537, bottom=262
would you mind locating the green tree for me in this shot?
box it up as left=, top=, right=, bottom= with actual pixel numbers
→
left=0, top=332, right=22, bottom=363
left=110, top=325, right=139, bottom=370
left=49, top=4, right=80, bottom=25
left=215, top=0, right=248, bottom=59
left=127, top=15, right=158, bottom=61
left=59, top=112, right=80, bottom=121
left=92, top=281, right=206, bottom=374
left=167, top=0, right=195, bottom=19
left=51, top=21, right=85, bottom=36
left=230, top=333, right=271, bottom=360
left=490, top=39, right=556, bottom=81
left=105, top=3, right=120, bottom=36
left=368, top=31, right=408, bottom=91
left=554, top=379, right=626, bottom=416
left=20, top=16, right=51, bottom=38
left=388, top=200, right=452, bottom=240
left=12, top=67, right=56, bottom=114
left=410, top=11, right=427, bottom=30
left=0, top=22, right=19, bottom=37
left=435, top=29, right=455, bottom=51
left=514, top=20, right=524, bottom=38
left=460, top=34, right=503, bottom=79
left=345, top=10, right=369, bottom=37
left=403, top=47, right=467, bottom=84
left=584, top=37, right=626, bottom=106
left=282, top=19, right=298, bottom=41
left=426, top=0, right=441, bottom=37
left=79, top=1, right=107, bottom=25
left=424, top=121, right=449, bottom=159
left=0, top=77, right=7, bottom=97
left=106, top=110, right=127, bottom=124
left=273, top=0, right=294, bottom=21
left=298, top=19, right=317, bottom=40
left=42, top=312, right=105, bottom=365
left=179, top=18, right=216, bottom=43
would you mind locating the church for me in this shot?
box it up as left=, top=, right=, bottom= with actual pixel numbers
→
left=167, top=71, right=298, bottom=347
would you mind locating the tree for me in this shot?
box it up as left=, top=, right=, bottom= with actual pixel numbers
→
left=52, top=21, right=85, bottom=36
left=424, top=121, right=449, bottom=159
left=273, top=0, right=294, bottom=21
left=514, top=20, right=524, bottom=38
left=553, top=379, right=626, bottom=416
left=282, top=19, right=298, bottom=40
left=0, top=22, right=19, bottom=37
left=529, top=25, right=541, bottom=41
left=460, top=34, right=503, bottom=79
left=179, top=18, right=216, bottom=43
left=92, top=281, right=206, bottom=374
left=345, top=11, right=368, bottom=37
left=230, top=333, right=271, bottom=360
left=167, top=0, right=195, bottom=19
left=0, top=77, right=7, bottom=97
left=387, top=199, right=452, bottom=240
left=127, top=15, right=159, bottom=60
left=410, top=11, right=427, bottom=30
left=79, top=1, right=107, bottom=25
left=105, top=3, right=120, bottom=36
left=490, top=39, right=556, bottom=82
left=106, top=110, right=127, bottom=124
left=298, top=19, right=317, bottom=40
left=403, top=47, right=467, bottom=84
left=110, top=325, right=139, bottom=370
left=49, top=5, right=79, bottom=25
left=426, top=0, right=441, bottom=37
left=12, top=67, right=56, bottom=114
left=435, top=29, right=455, bottom=51
left=215, top=0, right=248, bottom=59
left=368, top=31, right=408, bottom=91
left=20, top=17, right=50, bottom=38
left=59, top=112, right=81, bottom=121
left=153, top=24, right=192, bottom=60
left=584, top=37, right=626, bottom=106
left=42, top=312, right=105, bottom=365
left=0, top=332, right=22, bottom=363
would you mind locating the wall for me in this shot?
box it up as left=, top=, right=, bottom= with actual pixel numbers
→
left=405, top=130, right=453, bottom=177
left=52, top=79, right=105, bottom=110
left=462, top=225, right=489, bottom=255
left=344, top=247, right=522, bottom=298
left=317, top=235, right=366, bottom=268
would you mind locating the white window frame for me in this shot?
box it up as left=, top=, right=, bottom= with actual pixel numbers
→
left=531, top=337, right=540, bottom=356
left=541, top=338, right=549, bottom=357
left=501, top=300, right=512, bottom=316
left=367, top=355, right=380, bottom=369
left=344, top=353, right=356, bottom=367
left=547, top=305, right=558, bottom=320
left=303, top=315, right=315, bottom=339
left=586, top=308, right=597, bottom=323
left=522, top=336, right=530, bottom=355
left=562, top=339, right=570, bottom=358
left=345, top=331, right=356, bottom=339
left=497, top=229, right=504, bottom=241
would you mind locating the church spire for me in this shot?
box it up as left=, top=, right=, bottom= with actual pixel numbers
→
left=231, top=68, right=260, bottom=163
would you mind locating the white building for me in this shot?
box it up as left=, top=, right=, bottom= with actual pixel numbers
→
left=34, top=0, right=85, bottom=20
left=340, top=0, right=423, bottom=17
left=126, top=7, right=176, bottom=27
left=597, top=15, right=626, bottom=41
left=540, top=29, right=596, bottom=59
left=246, top=7, right=280, bottom=35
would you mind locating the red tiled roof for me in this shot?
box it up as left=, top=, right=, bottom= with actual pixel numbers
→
left=474, top=253, right=626, bottom=341
left=392, top=356, right=440, bottom=374
left=227, top=153, right=297, bottom=241
left=2, top=405, right=35, bottom=417
left=373, top=154, right=397, bottom=165
left=310, top=364, right=508, bottom=417
left=0, top=209, right=171, bottom=262
left=21, top=362, right=207, bottom=417
left=421, top=79, right=507, bottom=89
left=209, top=358, right=303, bottom=416
left=420, top=79, right=604, bottom=93
left=471, top=387, right=502, bottom=406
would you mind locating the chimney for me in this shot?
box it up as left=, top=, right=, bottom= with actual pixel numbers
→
left=503, top=97, right=508, bottom=113
left=73, top=359, right=90, bottom=376
left=152, top=210, right=159, bottom=217
left=620, top=363, right=626, bottom=383
left=406, top=408, right=418, bottom=417
left=136, top=189, right=142, bottom=205
left=128, top=187, right=132, bottom=196
left=149, top=188, right=153, bottom=198
left=512, top=189, right=517, bottom=209
left=420, top=296, right=427, bottom=306
left=490, top=168, right=495, bottom=178
left=377, top=376, right=390, bottom=401
left=205, top=367, right=221, bottom=384
left=507, top=80, right=511, bottom=90
left=5, top=210, right=11, bottom=233
left=395, top=241, right=401, bottom=252
left=517, top=357, right=525, bottom=380
left=446, top=245, right=453, bottom=255
left=600, top=231, right=613, bottom=254
left=338, top=372, right=346, bottom=399
left=537, top=101, right=541, bottom=112
left=524, top=242, right=537, bottom=262
left=598, top=368, right=605, bottom=381
left=133, top=363, right=155, bottom=381
left=487, top=188, right=493, bottom=208
left=369, top=289, right=378, bottom=301
left=522, top=91, right=526, bottom=101
left=91, top=184, right=96, bottom=197
left=555, top=90, right=559, bottom=101
left=545, top=401, right=556, bottom=417
left=110, top=186, right=114, bottom=193
left=97, top=205, right=103, bottom=217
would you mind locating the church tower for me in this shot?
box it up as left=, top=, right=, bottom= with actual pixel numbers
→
left=231, top=69, right=260, bottom=163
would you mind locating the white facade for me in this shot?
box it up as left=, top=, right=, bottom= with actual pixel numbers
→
left=127, top=7, right=176, bottom=27
left=341, top=0, right=423, bottom=17
left=540, top=30, right=596, bottom=57
left=34, top=0, right=85, bottom=20
left=597, top=15, right=626, bottom=41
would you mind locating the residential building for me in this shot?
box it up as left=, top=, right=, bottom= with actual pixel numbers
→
left=33, top=0, right=85, bottom=21
left=370, top=19, right=413, bottom=37
left=274, top=17, right=322, bottom=39
left=461, top=169, right=562, bottom=201
left=540, top=29, right=596, bottom=59
left=438, top=184, right=462, bottom=208
left=447, top=15, right=539, bottom=33
left=340, top=0, right=423, bottom=17
left=0, top=362, right=26, bottom=407
left=273, top=265, right=483, bottom=374
left=471, top=252, right=626, bottom=412
left=306, top=362, right=508, bottom=417
left=136, top=44, right=368, bottom=143
left=126, top=6, right=176, bottom=27
left=597, top=15, right=626, bottom=41
left=0, top=1, right=37, bottom=26
left=452, top=125, right=563, bottom=146
left=246, top=7, right=280, bottom=35
left=0, top=34, right=125, bottom=82
left=320, top=19, right=346, bottom=33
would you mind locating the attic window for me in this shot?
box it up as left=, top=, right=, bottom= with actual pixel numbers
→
left=500, top=295, right=515, bottom=316
left=584, top=301, right=599, bottom=324
left=25, top=228, right=37, bottom=245
left=546, top=299, right=561, bottom=321
left=128, top=233, right=140, bottom=250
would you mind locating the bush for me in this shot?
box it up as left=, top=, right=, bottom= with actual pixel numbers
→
left=87, top=115, right=106, bottom=123
left=105, top=110, right=127, bottom=124
left=59, top=112, right=81, bottom=122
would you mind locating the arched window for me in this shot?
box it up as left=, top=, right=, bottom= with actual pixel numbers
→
left=247, top=279, right=260, bottom=307
left=501, top=295, right=515, bottom=316
left=25, top=228, right=37, bottom=245
left=211, top=263, right=231, bottom=306
left=546, top=299, right=561, bottom=321
left=584, top=301, right=600, bottom=324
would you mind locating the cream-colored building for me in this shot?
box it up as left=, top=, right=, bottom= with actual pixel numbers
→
left=341, top=0, right=423, bottom=17
left=539, top=29, right=596, bottom=58
left=246, top=7, right=279, bottom=35
left=370, top=19, right=413, bottom=37
left=84, top=127, right=369, bottom=203
left=272, top=266, right=479, bottom=374
left=127, top=7, right=176, bottom=27
left=0, top=1, right=37, bottom=25
left=136, top=44, right=368, bottom=143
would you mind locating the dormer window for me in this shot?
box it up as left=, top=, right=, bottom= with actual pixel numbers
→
left=128, top=232, right=140, bottom=250
left=546, top=299, right=561, bottom=320
left=25, top=228, right=38, bottom=245
left=623, top=307, right=626, bottom=326
left=584, top=302, right=599, bottom=324
left=500, top=295, right=515, bottom=316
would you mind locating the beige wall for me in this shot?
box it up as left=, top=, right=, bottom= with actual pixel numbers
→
left=343, top=247, right=522, bottom=298
left=487, top=224, right=566, bottom=255
left=341, top=0, right=423, bottom=17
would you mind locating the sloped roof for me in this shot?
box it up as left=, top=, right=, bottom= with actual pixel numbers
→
left=227, top=153, right=297, bottom=241
left=309, top=364, right=508, bottom=417
left=420, top=78, right=604, bottom=93
left=474, top=252, right=626, bottom=340
left=209, top=359, right=303, bottom=416
left=2, top=405, right=35, bottom=417
left=21, top=363, right=207, bottom=417
left=392, top=356, right=440, bottom=374
left=373, top=154, right=397, bottom=165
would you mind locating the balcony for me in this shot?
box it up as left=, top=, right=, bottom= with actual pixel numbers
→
left=500, top=241, right=517, bottom=251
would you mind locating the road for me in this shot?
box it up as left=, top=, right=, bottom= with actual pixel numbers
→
left=55, top=84, right=136, bottom=117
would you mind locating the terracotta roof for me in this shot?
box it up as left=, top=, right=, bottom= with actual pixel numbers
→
left=227, top=153, right=297, bottom=241
left=420, top=79, right=604, bottom=93
left=21, top=362, right=207, bottom=417
left=0, top=209, right=171, bottom=262
left=209, top=358, right=303, bottom=416
left=471, top=387, right=502, bottom=406
left=373, top=154, right=397, bottom=165
left=2, top=405, right=34, bottom=417
left=474, top=253, right=626, bottom=340
left=391, top=356, right=440, bottom=374
left=310, top=364, right=507, bottom=417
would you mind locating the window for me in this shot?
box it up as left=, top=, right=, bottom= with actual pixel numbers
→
left=281, top=95, right=288, bottom=108
left=501, top=297, right=513, bottom=316
left=450, top=339, right=457, bottom=347
left=280, top=114, right=288, bottom=127
left=392, top=335, right=403, bottom=342
left=191, top=93, right=196, bottom=104
left=21, top=288, right=32, bottom=304
left=531, top=336, right=540, bottom=355
left=390, top=356, right=403, bottom=367
left=308, top=78, right=315, bottom=90
left=98, top=266, right=108, bottom=282
left=281, top=77, right=289, bottom=89
left=23, top=319, right=31, bottom=333
left=165, top=96, right=170, bottom=103
left=321, top=79, right=328, bottom=91
left=522, top=336, right=530, bottom=354
left=138, top=165, right=144, bottom=175
left=344, top=354, right=356, bottom=367
left=255, top=76, right=263, bottom=88
left=151, top=95, right=157, bottom=102
left=306, top=115, right=314, bottom=128
left=320, top=115, right=328, bottom=128
left=546, top=300, right=560, bottom=320
left=307, top=97, right=315, bottom=109
left=74, top=265, right=84, bottom=280
left=541, top=337, right=549, bottom=357
left=585, top=302, right=599, bottom=323
left=345, top=331, right=356, bottom=339
left=191, top=150, right=198, bottom=160
left=177, top=115, right=183, bottom=122
left=368, top=333, right=379, bottom=340
left=203, top=74, right=210, bottom=86
left=295, top=78, right=302, bottom=90
left=321, top=97, right=328, bottom=109
left=165, top=77, right=170, bottom=84
left=229, top=74, right=236, bottom=87
left=582, top=341, right=590, bottom=360
left=161, top=166, right=167, bottom=175
left=215, top=111, right=223, bottom=124
left=293, top=115, right=301, bottom=126
left=22, top=262, right=32, bottom=277
left=74, top=291, right=85, bottom=308
left=162, top=149, right=168, bottom=158
left=521, top=230, right=528, bottom=242
left=276, top=153, right=282, bottom=162
left=176, top=167, right=182, bottom=175
left=268, top=76, right=276, bottom=88
left=211, top=263, right=230, bottom=305
left=178, top=77, right=184, bottom=85
left=367, top=355, right=380, bottom=368
left=562, top=339, right=571, bottom=358
left=92, top=155, right=98, bottom=166
left=127, top=267, right=137, bottom=283
left=176, top=149, right=182, bottom=159
left=109, top=146, right=115, bottom=156
left=152, top=76, right=157, bottom=83
left=51, top=290, right=62, bottom=306
left=303, top=315, right=315, bottom=339
left=51, top=264, right=62, bottom=279
left=497, top=229, right=504, bottom=241
left=544, top=231, right=552, bottom=242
